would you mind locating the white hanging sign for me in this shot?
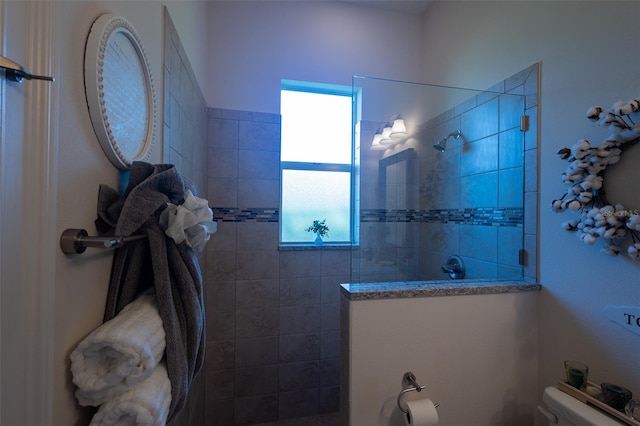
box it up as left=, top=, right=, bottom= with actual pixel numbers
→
left=603, top=306, right=640, bottom=336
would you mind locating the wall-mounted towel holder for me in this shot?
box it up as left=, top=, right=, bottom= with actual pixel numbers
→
left=397, top=371, right=439, bottom=414
left=0, top=55, right=55, bottom=83
left=60, top=228, right=146, bottom=254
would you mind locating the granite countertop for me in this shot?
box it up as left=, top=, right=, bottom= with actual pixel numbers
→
left=340, top=279, right=541, bottom=300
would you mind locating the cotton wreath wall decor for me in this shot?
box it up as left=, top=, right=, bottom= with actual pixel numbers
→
left=551, top=97, right=640, bottom=259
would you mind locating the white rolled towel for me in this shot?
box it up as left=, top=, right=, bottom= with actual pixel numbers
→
left=89, top=362, right=172, bottom=426
left=70, top=292, right=166, bottom=406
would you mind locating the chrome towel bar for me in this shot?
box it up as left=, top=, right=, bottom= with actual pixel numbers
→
left=60, top=228, right=146, bottom=254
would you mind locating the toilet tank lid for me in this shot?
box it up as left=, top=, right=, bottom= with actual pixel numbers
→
left=543, top=387, right=625, bottom=426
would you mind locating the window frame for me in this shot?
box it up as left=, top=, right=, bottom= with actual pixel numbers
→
left=279, top=79, right=360, bottom=247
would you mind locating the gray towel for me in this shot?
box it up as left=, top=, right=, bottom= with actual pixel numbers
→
left=95, top=162, right=205, bottom=421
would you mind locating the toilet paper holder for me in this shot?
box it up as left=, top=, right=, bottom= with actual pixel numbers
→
left=397, top=371, right=440, bottom=414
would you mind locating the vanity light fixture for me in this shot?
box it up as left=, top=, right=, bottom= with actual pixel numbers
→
left=370, top=115, right=409, bottom=150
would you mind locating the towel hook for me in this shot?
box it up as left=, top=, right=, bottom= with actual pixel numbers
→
left=397, top=371, right=439, bottom=414
left=0, top=55, right=55, bottom=83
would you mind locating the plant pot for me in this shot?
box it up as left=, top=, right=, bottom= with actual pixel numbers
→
left=314, top=232, right=323, bottom=245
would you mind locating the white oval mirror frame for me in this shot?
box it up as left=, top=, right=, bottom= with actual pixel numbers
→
left=84, top=14, right=157, bottom=170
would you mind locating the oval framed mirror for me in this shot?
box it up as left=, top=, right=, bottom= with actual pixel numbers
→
left=84, top=14, right=157, bottom=170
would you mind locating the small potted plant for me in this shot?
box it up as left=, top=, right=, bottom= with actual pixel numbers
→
left=305, top=219, right=329, bottom=245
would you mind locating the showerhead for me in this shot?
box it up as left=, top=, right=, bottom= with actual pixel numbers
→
left=433, top=139, right=447, bottom=152
left=432, top=130, right=462, bottom=152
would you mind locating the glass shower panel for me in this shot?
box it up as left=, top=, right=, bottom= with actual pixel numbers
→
left=351, top=75, right=525, bottom=283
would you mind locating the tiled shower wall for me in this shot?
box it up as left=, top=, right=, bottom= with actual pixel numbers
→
left=355, top=64, right=538, bottom=283
left=205, top=109, right=344, bottom=425
left=163, top=8, right=209, bottom=426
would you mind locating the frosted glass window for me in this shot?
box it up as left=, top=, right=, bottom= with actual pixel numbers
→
left=280, top=80, right=356, bottom=245
left=281, top=90, right=352, bottom=164
left=281, top=170, right=351, bottom=242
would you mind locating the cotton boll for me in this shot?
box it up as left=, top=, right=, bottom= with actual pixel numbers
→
left=601, top=243, right=621, bottom=256
left=627, top=243, right=640, bottom=260
left=587, top=106, right=604, bottom=121
left=562, top=220, right=578, bottom=231
left=578, top=191, right=593, bottom=203
left=581, top=233, right=597, bottom=245
left=551, top=199, right=564, bottom=212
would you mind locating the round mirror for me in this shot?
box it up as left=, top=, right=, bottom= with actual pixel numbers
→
left=84, top=14, right=157, bottom=170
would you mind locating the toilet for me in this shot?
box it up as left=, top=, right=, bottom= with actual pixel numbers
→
left=539, top=386, right=625, bottom=425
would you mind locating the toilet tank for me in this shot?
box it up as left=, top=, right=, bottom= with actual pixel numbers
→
left=541, top=386, right=625, bottom=426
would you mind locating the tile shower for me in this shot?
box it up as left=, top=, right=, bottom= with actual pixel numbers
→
left=203, top=65, right=538, bottom=425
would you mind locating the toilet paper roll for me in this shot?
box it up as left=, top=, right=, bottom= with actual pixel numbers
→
left=404, top=398, right=439, bottom=426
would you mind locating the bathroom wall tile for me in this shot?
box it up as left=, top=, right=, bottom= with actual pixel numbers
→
left=236, top=250, right=279, bottom=280
left=460, top=134, right=498, bottom=177
left=431, top=143, right=460, bottom=181
left=462, top=256, right=498, bottom=280
left=524, top=106, right=538, bottom=151
left=208, top=118, right=239, bottom=149
left=498, top=264, right=523, bottom=280
left=208, top=148, right=238, bottom=178
left=320, top=331, right=340, bottom=359
left=208, top=310, right=235, bottom=341
left=498, top=167, right=523, bottom=208
left=279, top=388, right=319, bottom=420
left=423, top=176, right=460, bottom=210
left=238, top=149, right=280, bottom=180
left=207, top=221, right=237, bottom=252
left=216, top=109, right=251, bottom=121
left=235, top=365, right=279, bottom=397
left=524, top=148, right=538, bottom=193
left=280, top=333, right=320, bottom=363
left=320, top=251, right=351, bottom=276
left=498, top=226, right=523, bottom=268
left=206, top=249, right=236, bottom=282
left=499, top=128, right=524, bottom=170
left=319, top=386, right=340, bottom=414
left=321, top=276, right=348, bottom=304
left=280, top=251, right=321, bottom=278
left=235, top=336, right=279, bottom=368
left=524, top=191, right=537, bottom=236
left=236, top=279, right=279, bottom=309
left=237, top=221, right=279, bottom=251
left=236, top=307, right=279, bottom=338
left=208, top=177, right=238, bottom=208
left=280, top=278, right=321, bottom=306
left=460, top=172, right=498, bottom=208
left=237, top=178, right=279, bottom=208
left=207, top=369, right=234, bottom=400
left=234, top=394, right=279, bottom=425
left=499, top=93, right=525, bottom=131
left=239, top=121, right=281, bottom=152
left=207, top=340, right=235, bottom=370
left=320, top=357, right=340, bottom=387
left=279, top=361, right=320, bottom=392
left=359, top=177, right=383, bottom=210
left=321, top=303, right=339, bottom=331
left=280, top=305, right=321, bottom=334
left=460, top=98, right=499, bottom=142
left=524, top=233, right=537, bottom=280
left=205, top=398, right=234, bottom=426
left=459, top=225, right=497, bottom=262
left=206, top=280, right=236, bottom=311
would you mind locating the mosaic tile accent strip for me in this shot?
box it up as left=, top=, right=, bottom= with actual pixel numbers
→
left=211, top=207, right=522, bottom=226
left=361, top=207, right=523, bottom=226
left=212, top=207, right=279, bottom=222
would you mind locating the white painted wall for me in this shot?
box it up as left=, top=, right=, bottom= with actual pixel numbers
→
left=48, top=1, right=208, bottom=423
left=420, top=0, right=640, bottom=417
left=205, top=0, right=423, bottom=113
left=345, top=292, right=539, bottom=426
